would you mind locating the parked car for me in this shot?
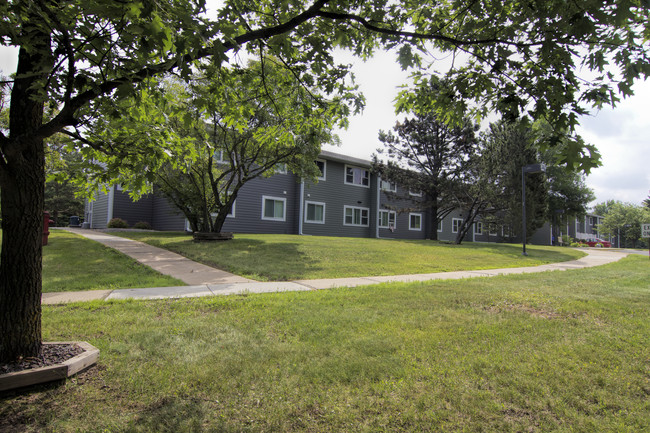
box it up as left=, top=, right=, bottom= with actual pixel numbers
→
left=584, top=238, right=612, bottom=248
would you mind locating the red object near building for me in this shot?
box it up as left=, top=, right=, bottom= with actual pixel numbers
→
left=43, top=211, right=51, bottom=246
left=584, top=238, right=612, bottom=248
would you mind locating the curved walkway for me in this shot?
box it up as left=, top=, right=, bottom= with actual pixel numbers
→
left=42, top=229, right=629, bottom=305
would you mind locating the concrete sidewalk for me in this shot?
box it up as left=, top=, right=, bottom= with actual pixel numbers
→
left=64, top=228, right=254, bottom=285
left=42, top=230, right=628, bottom=305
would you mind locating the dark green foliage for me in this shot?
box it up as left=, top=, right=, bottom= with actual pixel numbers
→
left=133, top=221, right=152, bottom=230
left=373, top=106, right=480, bottom=240
left=107, top=218, right=129, bottom=229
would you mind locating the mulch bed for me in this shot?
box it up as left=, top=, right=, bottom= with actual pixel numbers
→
left=0, top=343, right=83, bottom=375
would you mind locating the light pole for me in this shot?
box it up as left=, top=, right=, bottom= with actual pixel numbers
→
left=522, top=163, right=546, bottom=256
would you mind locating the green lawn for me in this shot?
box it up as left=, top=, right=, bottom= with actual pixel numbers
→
left=113, top=232, right=586, bottom=281
left=2, top=255, right=648, bottom=432
left=41, top=230, right=185, bottom=292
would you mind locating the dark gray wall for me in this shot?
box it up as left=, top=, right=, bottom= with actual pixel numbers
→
left=222, top=172, right=300, bottom=234
left=113, top=189, right=153, bottom=227
left=302, top=160, right=373, bottom=238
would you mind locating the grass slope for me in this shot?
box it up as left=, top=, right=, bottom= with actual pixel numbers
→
left=2, top=256, right=648, bottom=432
left=115, top=232, right=586, bottom=281
left=41, top=230, right=185, bottom=292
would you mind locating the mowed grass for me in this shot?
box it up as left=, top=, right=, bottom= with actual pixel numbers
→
left=41, top=230, right=185, bottom=292
left=114, top=231, right=586, bottom=281
left=2, top=255, right=648, bottom=432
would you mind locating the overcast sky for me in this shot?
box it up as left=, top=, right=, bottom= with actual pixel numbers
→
left=325, top=52, right=650, bottom=209
left=2, top=43, right=648, bottom=209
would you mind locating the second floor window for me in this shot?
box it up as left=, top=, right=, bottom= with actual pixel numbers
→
left=345, top=166, right=369, bottom=187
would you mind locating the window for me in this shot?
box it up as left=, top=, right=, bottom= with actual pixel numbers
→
left=210, top=201, right=235, bottom=220
left=378, top=210, right=396, bottom=229
left=489, top=224, right=497, bottom=236
left=452, top=218, right=463, bottom=233
left=214, top=150, right=225, bottom=163
left=380, top=179, right=396, bottom=192
left=409, top=190, right=423, bottom=197
left=262, top=196, right=286, bottom=221
left=315, top=160, right=326, bottom=180
left=274, top=163, right=287, bottom=174
left=437, top=219, right=442, bottom=232
left=305, top=201, right=325, bottom=224
left=344, top=206, right=369, bottom=226
left=226, top=200, right=235, bottom=218
left=409, top=213, right=422, bottom=231
left=475, top=222, right=483, bottom=235
left=345, top=165, right=370, bottom=187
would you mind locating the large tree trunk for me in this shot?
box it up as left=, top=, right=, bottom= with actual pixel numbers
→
left=0, top=151, right=45, bottom=362
left=0, top=33, right=50, bottom=362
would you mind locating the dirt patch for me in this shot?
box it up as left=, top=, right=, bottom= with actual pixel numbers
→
left=483, top=302, right=562, bottom=319
left=1, top=343, right=83, bottom=375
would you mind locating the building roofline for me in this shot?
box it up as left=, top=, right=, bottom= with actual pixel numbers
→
left=319, top=150, right=372, bottom=168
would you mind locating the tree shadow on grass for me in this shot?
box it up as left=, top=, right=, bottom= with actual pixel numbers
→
left=126, top=396, right=208, bottom=432
left=160, top=238, right=322, bottom=281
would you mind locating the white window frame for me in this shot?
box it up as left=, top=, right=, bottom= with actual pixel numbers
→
left=380, top=179, right=397, bottom=192
left=344, top=165, right=370, bottom=188
left=475, top=221, right=483, bottom=235
left=409, top=190, right=423, bottom=197
left=261, top=196, right=286, bottom=221
left=452, top=218, right=463, bottom=233
left=226, top=200, right=236, bottom=218
left=437, top=219, right=443, bottom=232
left=304, top=201, right=326, bottom=224
left=315, top=159, right=326, bottom=181
left=409, top=213, right=422, bottom=231
left=489, top=224, right=497, bottom=236
left=378, top=210, right=396, bottom=229
left=343, top=206, right=370, bottom=227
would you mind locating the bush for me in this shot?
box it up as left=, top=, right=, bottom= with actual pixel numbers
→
left=133, top=221, right=153, bottom=230
left=107, top=218, right=129, bottom=228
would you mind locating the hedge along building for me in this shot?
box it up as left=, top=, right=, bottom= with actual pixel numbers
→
left=84, top=149, right=597, bottom=245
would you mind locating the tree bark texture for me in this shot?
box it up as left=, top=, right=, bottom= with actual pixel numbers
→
left=0, top=34, right=50, bottom=362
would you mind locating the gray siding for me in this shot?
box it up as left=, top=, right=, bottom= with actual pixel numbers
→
left=89, top=189, right=110, bottom=229
left=302, top=160, right=373, bottom=238
left=377, top=187, right=428, bottom=240
left=113, top=189, right=153, bottom=227
left=152, top=191, right=186, bottom=231
left=222, top=172, right=300, bottom=234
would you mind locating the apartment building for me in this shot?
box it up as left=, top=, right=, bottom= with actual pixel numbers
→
left=84, top=150, right=598, bottom=245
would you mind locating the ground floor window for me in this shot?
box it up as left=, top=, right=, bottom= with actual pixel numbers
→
left=452, top=218, right=463, bottom=233
left=437, top=219, right=442, bottom=232
left=409, top=213, right=422, bottom=231
left=305, top=201, right=325, bottom=224
left=344, top=206, right=369, bottom=226
left=475, top=221, right=483, bottom=235
left=378, top=210, right=396, bottom=229
left=262, top=196, right=286, bottom=221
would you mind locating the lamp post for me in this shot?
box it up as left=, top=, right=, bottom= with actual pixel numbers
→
left=522, top=163, right=546, bottom=256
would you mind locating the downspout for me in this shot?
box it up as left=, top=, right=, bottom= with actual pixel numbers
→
left=106, top=184, right=115, bottom=226
left=299, top=180, right=304, bottom=235
left=375, top=176, right=380, bottom=238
